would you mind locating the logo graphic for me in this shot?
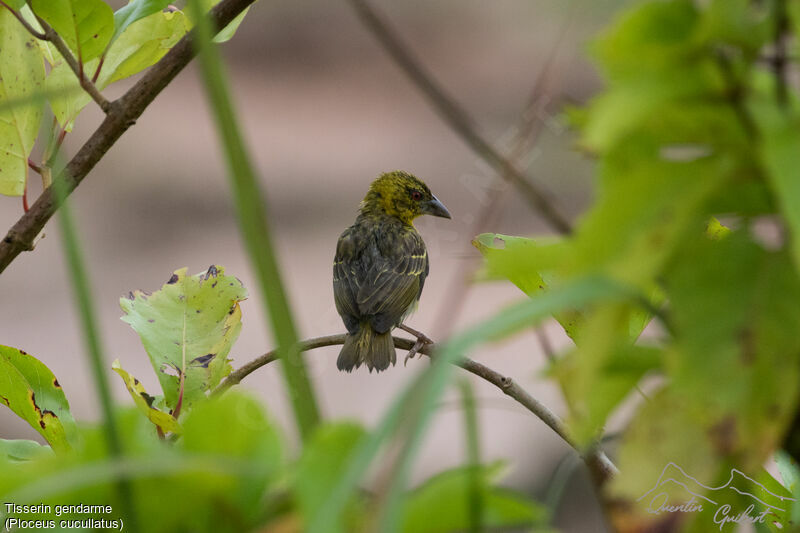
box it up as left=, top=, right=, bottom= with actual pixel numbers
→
left=637, top=463, right=796, bottom=530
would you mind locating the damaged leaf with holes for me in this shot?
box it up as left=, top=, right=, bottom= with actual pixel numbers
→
left=120, top=265, right=247, bottom=413
left=112, top=359, right=182, bottom=435
left=0, top=346, right=78, bottom=453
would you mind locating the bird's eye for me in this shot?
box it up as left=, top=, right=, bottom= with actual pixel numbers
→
left=411, top=190, right=423, bottom=201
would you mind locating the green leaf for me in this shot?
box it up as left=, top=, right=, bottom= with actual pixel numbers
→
left=0, top=346, right=77, bottom=453
left=180, top=391, right=284, bottom=525
left=111, top=359, right=182, bottom=435
left=181, top=391, right=282, bottom=464
left=30, top=0, right=114, bottom=62
left=705, top=216, right=731, bottom=241
left=553, top=342, right=662, bottom=444
left=473, top=234, right=582, bottom=342
left=0, top=7, right=45, bottom=196
left=401, top=463, right=547, bottom=533
left=112, top=0, right=171, bottom=43
left=0, top=439, right=53, bottom=462
left=191, top=0, right=253, bottom=43
left=120, top=265, right=246, bottom=411
left=593, top=0, right=700, bottom=81
left=47, top=9, right=188, bottom=130
left=294, top=423, right=367, bottom=533
left=697, top=0, right=771, bottom=53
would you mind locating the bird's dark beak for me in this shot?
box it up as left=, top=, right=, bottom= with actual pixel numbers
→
left=421, top=196, right=451, bottom=219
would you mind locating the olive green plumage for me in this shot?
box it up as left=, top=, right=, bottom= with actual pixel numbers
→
left=333, top=171, right=451, bottom=372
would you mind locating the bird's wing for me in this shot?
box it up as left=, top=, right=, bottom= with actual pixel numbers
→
left=356, top=230, right=428, bottom=330
left=333, top=228, right=361, bottom=331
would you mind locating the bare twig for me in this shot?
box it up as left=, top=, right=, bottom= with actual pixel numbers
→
left=0, top=1, right=45, bottom=39
left=535, top=327, right=557, bottom=363
left=214, top=334, right=618, bottom=483
left=0, top=0, right=258, bottom=274
left=345, top=0, right=572, bottom=235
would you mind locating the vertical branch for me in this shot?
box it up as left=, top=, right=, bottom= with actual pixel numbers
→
left=186, top=0, right=321, bottom=441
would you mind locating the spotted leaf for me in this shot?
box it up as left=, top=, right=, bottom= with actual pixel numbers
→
left=0, top=346, right=77, bottom=453
left=120, top=265, right=246, bottom=411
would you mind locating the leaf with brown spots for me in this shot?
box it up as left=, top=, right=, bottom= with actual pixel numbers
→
left=111, top=360, right=182, bottom=435
left=0, top=8, right=45, bottom=197
left=0, top=346, right=77, bottom=453
left=120, top=265, right=246, bottom=411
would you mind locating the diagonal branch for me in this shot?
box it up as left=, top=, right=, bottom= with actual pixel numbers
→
left=214, top=334, right=618, bottom=484
left=345, top=0, right=573, bottom=235
left=0, top=0, right=258, bottom=274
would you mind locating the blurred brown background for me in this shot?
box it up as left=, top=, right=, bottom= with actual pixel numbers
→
left=1, top=0, right=634, bottom=530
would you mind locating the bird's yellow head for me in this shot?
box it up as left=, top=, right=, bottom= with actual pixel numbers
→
left=360, top=171, right=451, bottom=225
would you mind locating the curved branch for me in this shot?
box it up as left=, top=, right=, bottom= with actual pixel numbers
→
left=215, top=334, right=618, bottom=483
left=0, top=0, right=257, bottom=274
left=345, top=0, right=572, bottom=235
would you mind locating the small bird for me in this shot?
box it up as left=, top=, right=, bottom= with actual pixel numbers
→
left=333, top=171, right=451, bottom=372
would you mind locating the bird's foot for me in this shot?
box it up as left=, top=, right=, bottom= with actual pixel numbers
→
left=399, top=323, right=434, bottom=366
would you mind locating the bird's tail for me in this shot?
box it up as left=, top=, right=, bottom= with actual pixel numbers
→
left=337, top=326, right=396, bottom=372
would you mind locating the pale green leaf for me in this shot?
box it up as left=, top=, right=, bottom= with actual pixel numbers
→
left=47, top=10, right=188, bottom=130
left=30, top=0, right=114, bottom=62
left=120, top=265, right=246, bottom=410
left=112, top=0, right=171, bottom=43
left=0, top=346, right=76, bottom=453
left=111, top=359, right=182, bottom=435
left=472, top=233, right=581, bottom=340
left=212, top=7, right=249, bottom=43
left=705, top=216, right=731, bottom=241
left=19, top=5, right=57, bottom=64
left=0, top=439, right=53, bottom=462
left=191, top=0, right=253, bottom=43
left=0, top=8, right=45, bottom=196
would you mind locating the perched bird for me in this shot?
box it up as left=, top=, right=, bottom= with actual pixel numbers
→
left=333, top=171, right=451, bottom=372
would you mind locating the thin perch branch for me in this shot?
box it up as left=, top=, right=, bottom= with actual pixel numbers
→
left=215, top=334, right=618, bottom=483
left=0, top=0, right=258, bottom=274
left=345, top=0, right=572, bottom=235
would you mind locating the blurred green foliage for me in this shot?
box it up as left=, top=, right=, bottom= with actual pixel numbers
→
left=476, top=0, right=800, bottom=530
left=2, top=0, right=800, bottom=531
